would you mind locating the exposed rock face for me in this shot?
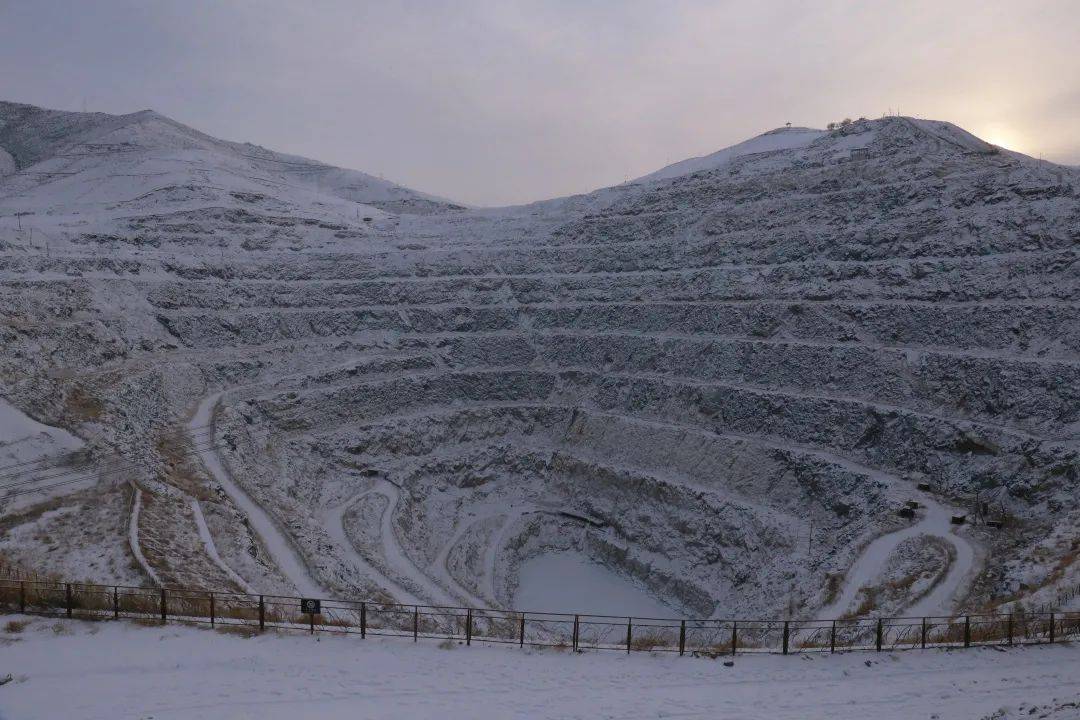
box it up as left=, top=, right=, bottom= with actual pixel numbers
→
left=0, top=101, right=1077, bottom=619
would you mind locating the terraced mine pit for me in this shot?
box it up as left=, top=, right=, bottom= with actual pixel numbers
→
left=1, top=101, right=1078, bottom=620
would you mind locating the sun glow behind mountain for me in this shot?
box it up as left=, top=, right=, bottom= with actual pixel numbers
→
left=978, top=123, right=1028, bottom=154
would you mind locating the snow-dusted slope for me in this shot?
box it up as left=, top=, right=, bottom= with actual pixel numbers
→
left=636, top=126, right=826, bottom=182
left=1, top=105, right=1078, bottom=621
left=0, top=397, right=82, bottom=468
left=0, top=100, right=462, bottom=256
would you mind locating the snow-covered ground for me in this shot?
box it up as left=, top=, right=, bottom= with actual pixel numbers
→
left=0, top=615, right=1078, bottom=720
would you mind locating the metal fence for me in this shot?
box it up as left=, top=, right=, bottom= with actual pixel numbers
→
left=2, top=577, right=1078, bottom=656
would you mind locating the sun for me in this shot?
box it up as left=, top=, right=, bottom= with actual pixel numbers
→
left=978, top=123, right=1026, bottom=153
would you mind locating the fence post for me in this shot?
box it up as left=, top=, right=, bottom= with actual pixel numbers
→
left=160, top=588, right=167, bottom=623
left=626, top=618, right=633, bottom=654
left=1007, top=614, right=1013, bottom=645
left=258, top=595, right=265, bottom=631
left=731, top=621, right=737, bottom=656
left=19, top=581, right=25, bottom=614
left=678, top=619, right=686, bottom=656
left=572, top=615, right=579, bottom=651
left=921, top=617, right=927, bottom=649
left=209, top=592, right=215, bottom=627
left=360, top=602, right=366, bottom=639
left=413, top=606, right=418, bottom=642
left=113, top=586, right=119, bottom=620
left=782, top=620, right=790, bottom=655
left=875, top=618, right=882, bottom=652
left=964, top=616, right=970, bottom=648
left=66, top=583, right=73, bottom=618
left=466, top=609, right=473, bottom=646
left=1049, top=613, right=1055, bottom=644
left=830, top=620, right=836, bottom=653
left=519, top=612, right=525, bottom=648
left=310, top=607, right=315, bottom=635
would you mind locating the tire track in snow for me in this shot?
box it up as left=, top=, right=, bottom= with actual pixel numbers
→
left=431, top=516, right=493, bottom=608
left=127, top=484, right=162, bottom=586
left=189, top=392, right=323, bottom=598
left=189, top=497, right=255, bottom=594
left=365, top=479, right=459, bottom=607
left=484, top=509, right=533, bottom=604
left=322, top=492, right=423, bottom=606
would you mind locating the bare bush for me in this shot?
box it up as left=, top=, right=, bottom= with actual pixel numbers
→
left=3, top=619, right=30, bottom=633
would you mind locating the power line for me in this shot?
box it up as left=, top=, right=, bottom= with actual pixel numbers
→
left=0, top=434, right=219, bottom=494
left=0, top=384, right=365, bottom=501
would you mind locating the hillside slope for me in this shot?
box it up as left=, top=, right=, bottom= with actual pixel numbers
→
left=0, top=103, right=1078, bottom=620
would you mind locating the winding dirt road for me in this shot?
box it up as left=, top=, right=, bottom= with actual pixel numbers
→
left=189, top=392, right=324, bottom=598
left=322, top=491, right=424, bottom=605
left=819, top=489, right=976, bottom=619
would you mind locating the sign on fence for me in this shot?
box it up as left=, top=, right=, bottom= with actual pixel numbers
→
left=301, top=598, right=321, bottom=614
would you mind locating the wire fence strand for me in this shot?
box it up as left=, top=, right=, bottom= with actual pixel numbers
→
left=2, top=576, right=1078, bottom=656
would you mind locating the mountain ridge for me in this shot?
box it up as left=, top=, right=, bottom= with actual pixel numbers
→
left=7, top=100, right=1064, bottom=212
left=0, top=100, right=463, bottom=217
left=0, top=100, right=1077, bottom=622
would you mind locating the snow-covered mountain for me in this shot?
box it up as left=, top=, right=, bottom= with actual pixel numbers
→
left=0, top=100, right=462, bottom=253
left=1, top=101, right=1078, bottom=620
left=634, top=126, right=826, bottom=182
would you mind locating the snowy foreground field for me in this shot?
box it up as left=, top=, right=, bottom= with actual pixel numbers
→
left=1, top=616, right=1079, bottom=719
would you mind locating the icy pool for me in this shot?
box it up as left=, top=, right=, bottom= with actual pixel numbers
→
left=513, top=552, right=676, bottom=618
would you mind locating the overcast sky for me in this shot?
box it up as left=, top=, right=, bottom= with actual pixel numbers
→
left=2, top=1, right=1077, bottom=206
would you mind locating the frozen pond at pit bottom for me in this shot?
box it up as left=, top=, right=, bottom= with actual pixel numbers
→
left=513, top=552, right=677, bottom=617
